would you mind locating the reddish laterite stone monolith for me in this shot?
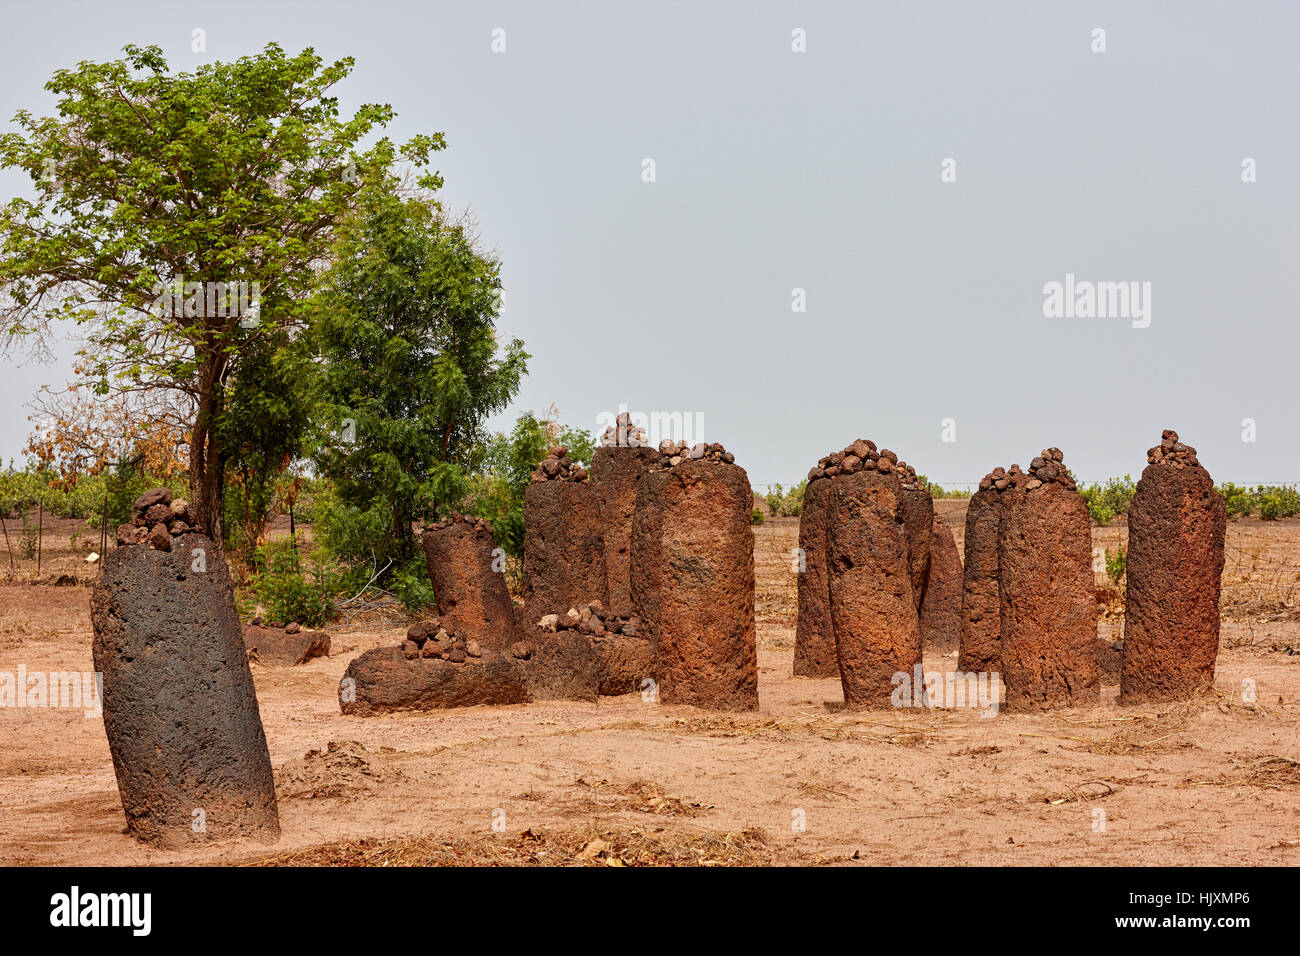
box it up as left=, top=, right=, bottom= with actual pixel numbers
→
left=998, top=474, right=1099, bottom=710
left=827, top=469, right=920, bottom=708
left=522, top=479, right=607, bottom=628
left=91, top=531, right=280, bottom=846
left=793, top=476, right=837, bottom=677
left=590, top=445, right=659, bottom=618
left=1121, top=434, right=1226, bottom=702
left=422, top=516, right=521, bottom=652
left=919, top=515, right=963, bottom=655
left=900, top=485, right=935, bottom=612
left=631, top=455, right=757, bottom=710
left=958, top=487, right=1004, bottom=673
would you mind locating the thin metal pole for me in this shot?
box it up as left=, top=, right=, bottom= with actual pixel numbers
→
left=0, top=508, right=12, bottom=570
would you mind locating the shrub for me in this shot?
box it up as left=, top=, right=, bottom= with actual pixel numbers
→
left=1080, top=475, right=1135, bottom=527
left=750, top=509, right=765, bottom=525
left=245, top=541, right=337, bottom=628
left=1216, top=483, right=1299, bottom=520
left=1105, top=545, right=1126, bottom=584
left=388, top=554, right=437, bottom=615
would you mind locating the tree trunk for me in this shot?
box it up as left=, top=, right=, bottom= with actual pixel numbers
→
left=189, top=356, right=227, bottom=542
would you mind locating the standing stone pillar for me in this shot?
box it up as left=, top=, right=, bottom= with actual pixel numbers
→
left=1121, top=432, right=1226, bottom=702
left=828, top=467, right=920, bottom=708
left=958, top=472, right=1013, bottom=673
left=92, top=491, right=279, bottom=846
left=793, top=476, right=837, bottom=677
left=919, top=515, right=963, bottom=655
left=897, top=463, right=934, bottom=612
left=590, top=442, right=658, bottom=619
left=523, top=447, right=606, bottom=626
left=423, top=514, right=520, bottom=652
left=632, top=442, right=757, bottom=710
left=998, top=450, right=1099, bottom=710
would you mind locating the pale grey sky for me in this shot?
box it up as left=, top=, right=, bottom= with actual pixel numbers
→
left=1, top=0, right=1297, bottom=488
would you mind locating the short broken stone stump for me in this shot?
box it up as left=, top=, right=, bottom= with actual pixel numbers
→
left=339, top=646, right=529, bottom=715
left=242, top=623, right=331, bottom=666
left=594, top=635, right=655, bottom=697
left=422, top=520, right=520, bottom=652
left=91, top=533, right=280, bottom=846
left=524, top=630, right=601, bottom=701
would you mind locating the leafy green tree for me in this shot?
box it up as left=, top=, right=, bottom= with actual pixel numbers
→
left=0, top=42, right=444, bottom=537
left=556, top=425, right=597, bottom=467
left=468, top=412, right=553, bottom=558
left=216, top=329, right=315, bottom=548
left=311, top=178, right=527, bottom=570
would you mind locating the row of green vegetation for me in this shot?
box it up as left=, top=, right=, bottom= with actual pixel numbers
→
left=1078, top=476, right=1300, bottom=526
left=746, top=472, right=1299, bottom=530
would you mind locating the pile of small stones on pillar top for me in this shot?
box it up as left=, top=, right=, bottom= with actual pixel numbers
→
left=651, top=439, right=735, bottom=470
left=896, top=460, right=922, bottom=490
left=599, top=412, right=651, bottom=448
left=536, top=600, right=644, bottom=638
left=529, top=445, right=589, bottom=482
left=806, top=439, right=910, bottom=480
left=426, top=511, right=495, bottom=534
left=1146, top=429, right=1202, bottom=470
left=115, top=488, right=198, bottom=552
left=401, top=616, right=484, bottom=662
left=1025, top=447, right=1077, bottom=491
left=978, top=463, right=1024, bottom=492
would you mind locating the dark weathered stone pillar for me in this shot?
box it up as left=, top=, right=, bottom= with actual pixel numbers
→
left=998, top=452, right=1098, bottom=710
left=1121, top=432, right=1226, bottom=702
left=422, top=514, right=520, bottom=652
left=827, top=469, right=920, bottom=708
left=632, top=445, right=757, bottom=710
left=92, top=520, right=279, bottom=846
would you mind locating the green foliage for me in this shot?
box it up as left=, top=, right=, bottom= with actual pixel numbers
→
left=467, top=412, right=554, bottom=558
left=916, top=475, right=972, bottom=499
left=762, top=480, right=806, bottom=517
left=0, top=457, right=182, bottom=530
left=311, top=178, right=527, bottom=571
left=750, top=508, right=765, bottom=525
left=1217, top=483, right=1254, bottom=518
left=387, top=554, right=438, bottom=615
left=556, top=425, right=596, bottom=467
left=1105, top=545, right=1127, bottom=584
left=1080, top=475, right=1136, bottom=527
left=18, top=514, right=37, bottom=558
left=244, top=541, right=337, bottom=628
left=217, top=331, right=315, bottom=548
left=1217, top=483, right=1299, bottom=520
